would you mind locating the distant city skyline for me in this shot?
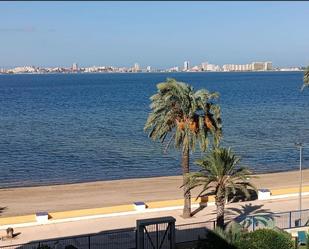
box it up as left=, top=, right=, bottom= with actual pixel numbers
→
left=2, top=60, right=304, bottom=74
left=1, top=2, right=309, bottom=68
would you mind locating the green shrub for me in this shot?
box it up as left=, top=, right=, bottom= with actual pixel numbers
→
left=197, top=222, right=243, bottom=249
left=238, top=228, right=294, bottom=249
left=197, top=230, right=238, bottom=249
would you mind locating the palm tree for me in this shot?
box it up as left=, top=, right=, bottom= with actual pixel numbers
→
left=184, top=147, right=255, bottom=227
left=144, top=78, right=222, bottom=218
left=301, top=66, right=309, bottom=91
left=197, top=222, right=244, bottom=249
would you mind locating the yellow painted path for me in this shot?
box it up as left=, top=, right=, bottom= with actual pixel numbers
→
left=0, top=186, right=306, bottom=226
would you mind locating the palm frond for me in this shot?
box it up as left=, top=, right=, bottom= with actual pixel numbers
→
left=301, top=66, right=309, bottom=91
left=144, top=78, right=222, bottom=152
left=184, top=147, right=256, bottom=205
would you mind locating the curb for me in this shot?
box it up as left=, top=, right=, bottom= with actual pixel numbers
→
left=0, top=190, right=308, bottom=230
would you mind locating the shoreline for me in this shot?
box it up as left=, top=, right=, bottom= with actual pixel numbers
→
left=0, top=167, right=306, bottom=190
left=0, top=169, right=308, bottom=218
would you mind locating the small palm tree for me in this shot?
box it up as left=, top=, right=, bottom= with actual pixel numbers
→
left=144, top=78, right=222, bottom=218
left=197, top=222, right=244, bottom=249
left=184, top=147, right=255, bottom=227
left=301, top=66, right=309, bottom=91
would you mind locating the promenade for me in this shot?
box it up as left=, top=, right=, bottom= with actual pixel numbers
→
left=0, top=169, right=309, bottom=246
left=1, top=195, right=309, bottom=246
left=0, top=169, right=308, bottom=217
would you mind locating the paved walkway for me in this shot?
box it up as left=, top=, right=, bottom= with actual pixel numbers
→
left=0, top=195, right=308, bottom=246
left=0, top=169, right=308, bottom=217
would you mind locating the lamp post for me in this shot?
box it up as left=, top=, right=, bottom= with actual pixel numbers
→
left=295, top=142, right=303, bottom=225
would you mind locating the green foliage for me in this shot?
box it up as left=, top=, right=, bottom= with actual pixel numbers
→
left=197, top=222, right=244, bottom=249
left=184, top=146, right=256, bottom=226
left=302, top=66, right=309, bottom=91
left=185, top=147, right=255, bottom=200
left=197, top=230, right=238, bottom=249
left=238, top=228, right=294, bottom=249
left=144, top=78, right=222, bottom=153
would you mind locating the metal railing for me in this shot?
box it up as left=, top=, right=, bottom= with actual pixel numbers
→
left=175, top=221, right=216, bottom=243
left=248, top=208, right=309, bottom=231
left=0, top=228, right=137, bottom=249
left=0, top=221, right=216, bottom=249
left=2, top=209, right=309, bottom=249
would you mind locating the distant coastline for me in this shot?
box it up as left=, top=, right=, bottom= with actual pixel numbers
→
left=0, top=60, right=304, bottom=75
left=0, top=69, right=304, bottom=76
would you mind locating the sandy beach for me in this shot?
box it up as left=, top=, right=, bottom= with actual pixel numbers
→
left=0, top=169, right=308, bottom=218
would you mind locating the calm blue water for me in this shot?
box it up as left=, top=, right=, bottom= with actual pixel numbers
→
left=0, top=72, right=308, bottom=188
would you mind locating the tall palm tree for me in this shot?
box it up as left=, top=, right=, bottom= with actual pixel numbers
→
left=144, top=78, right=222, bottom=218
left=184, top=147, right=255, bottom=226
left=301, top=66, right=309, bottom=91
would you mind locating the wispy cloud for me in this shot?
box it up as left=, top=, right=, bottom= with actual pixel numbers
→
left=0, top=27, right=56, bottom=33
left=0, top=27, right=37, bottom=33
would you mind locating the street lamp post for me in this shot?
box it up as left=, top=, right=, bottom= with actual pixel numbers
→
left=295, top=142, right=303, bottom=225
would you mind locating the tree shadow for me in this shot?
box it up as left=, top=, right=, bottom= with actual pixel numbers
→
left=225, top=203, right=275, bottom=229
left=0, top=206, right=7, bottom=216
left=191, top=205, right=206, bottom=216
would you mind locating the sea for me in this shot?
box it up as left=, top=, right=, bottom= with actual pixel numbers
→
left=0, top=71, right=308, bottom=188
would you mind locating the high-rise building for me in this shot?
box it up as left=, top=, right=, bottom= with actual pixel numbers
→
left=252, top=62, right=266, bottom=71
left=146, top=66, right=151, bottom=72
left=222, top=62, right=273, bottom=72
left=222, top=63, right=253, bottom=71
left=72, top=63, right=79, bottom=71
left=183, top=61, right=190, bottom=71
left=206, top=64, right=220, bottom=71
left=133, top=63, right=140, bottom=72
left=265, top=61, right=272, bottom=70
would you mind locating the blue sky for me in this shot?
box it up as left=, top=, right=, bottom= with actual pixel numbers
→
left=1, top=2, right=309, bottom=68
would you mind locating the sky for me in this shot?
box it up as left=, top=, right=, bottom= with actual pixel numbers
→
left=1, top=1, right=309, bottom=69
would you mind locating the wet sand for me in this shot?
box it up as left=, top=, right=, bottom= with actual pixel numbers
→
left=0, top=169, right=308, bottom=217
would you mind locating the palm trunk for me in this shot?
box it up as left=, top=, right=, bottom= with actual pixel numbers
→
left=215, top=194, right=225, bottom=228
left=182, top=146, right=191, bottom=218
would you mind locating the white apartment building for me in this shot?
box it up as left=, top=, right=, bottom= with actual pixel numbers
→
left=252, top=61, right=272, bottom=71
left=9, top=66, right=37, bottom=73
left=133, top=63, right=140, bottom=72
left=183, top=61, right=190, bottom=71
left=72, top=63, right=79, bottom=71
left=206, top=64, right=220, bottom=71
left=222, top=61, right=272, bottom=72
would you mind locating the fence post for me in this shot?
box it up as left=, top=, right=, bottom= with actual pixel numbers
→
left=213, top=221, right=216, bottom=229
left=289, top=211, right=292, bottom=229
left=252, top=217, right=255, bottom=231
left=88, top=235, right=91, bottom=249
